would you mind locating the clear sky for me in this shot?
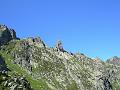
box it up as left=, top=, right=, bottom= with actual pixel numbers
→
left=0, top=0, right=120, bottom=60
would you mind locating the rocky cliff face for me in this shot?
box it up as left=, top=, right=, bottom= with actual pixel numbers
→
left=0, top=25, right=120, bottom=90
left=0, top=25, right=17, bottom=46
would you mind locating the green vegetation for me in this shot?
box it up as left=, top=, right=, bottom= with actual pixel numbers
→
left=0, top=51, right=51, bottom=90
left=66, top=80, right=78, bottom=90
left=112, top=82, right=120, bottom=90
left=0, top=38, right=120, bottom=90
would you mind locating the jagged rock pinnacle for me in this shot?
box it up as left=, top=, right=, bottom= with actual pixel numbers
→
left=0, top=24, right=17, bottom=46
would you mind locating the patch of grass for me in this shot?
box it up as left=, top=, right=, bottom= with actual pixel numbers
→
left=112, top=82, right=120, bottom=90
left=66, top=80, right=78, bottom=90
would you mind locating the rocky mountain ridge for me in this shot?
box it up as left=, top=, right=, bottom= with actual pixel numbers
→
left=0, top=25, right=120, bottom=90
left=0, top=24, right=19, bottom=46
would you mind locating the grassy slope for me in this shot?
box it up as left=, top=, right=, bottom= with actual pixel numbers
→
left=0, top=51, right=51, bottom=90
left=0, top=41, right=94, bottom=90
left=1, top=40, right=120, bottom=90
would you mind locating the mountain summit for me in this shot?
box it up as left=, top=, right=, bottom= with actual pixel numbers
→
left=0, top=25, right=120, bottom=90
left=0, top=25, right=18, bottom=45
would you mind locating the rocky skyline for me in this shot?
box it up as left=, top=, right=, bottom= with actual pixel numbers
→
left=1, top=0, right=120, bottom=60
left=0, top=25, right=120, bottom=90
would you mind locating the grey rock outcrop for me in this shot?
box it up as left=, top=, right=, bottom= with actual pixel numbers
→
left=3, top=76, right=32, bottom=90
left=107, top=56, right=120, bottom=65
left=55, top=40, right=65, bottom=52
left=0, top=24, right=17, bottom=46
left=27, top=37, right=46, bottom=48
left=10, top=37, right=46, bottom=74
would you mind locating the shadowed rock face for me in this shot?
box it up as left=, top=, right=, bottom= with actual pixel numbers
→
left=0, top=55, right=8, bottom=72
left=0, top=25, right=17, bottom=46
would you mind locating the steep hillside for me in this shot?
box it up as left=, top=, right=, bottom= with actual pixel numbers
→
left=0, top=25, right=120, bottom=90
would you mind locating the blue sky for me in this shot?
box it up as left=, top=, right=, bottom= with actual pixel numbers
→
left=0, top=0, right=120, bottom=60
